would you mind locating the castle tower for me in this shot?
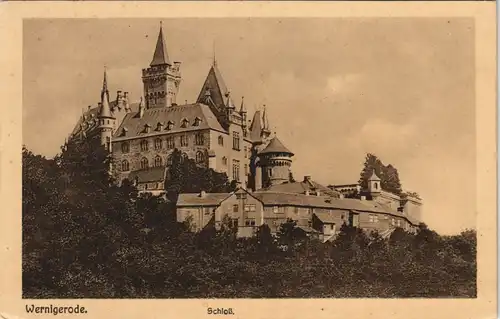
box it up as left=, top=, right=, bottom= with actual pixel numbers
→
left=142, top=22, right=181, bottom=108
left=258, top=136, right=294, bottom=187
left=368, top=170, right=381, bottom=198
left=98, top=67, right=115, bottom=151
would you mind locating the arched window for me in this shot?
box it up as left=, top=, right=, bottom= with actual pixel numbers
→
left=154, top=138, right=162, bottom=150
left=121, top=141, right=130, bottom=153
left=222, top=156, right=227, bottom=165
left=374, top=182, right=378, bottom=189
left=181, top=118, right=189, bottom=128
left=154, top=155, right=163, bottom=167
left=140, top=140, right=149, bottom=151
left=196, top=151, right=205, bottom=164
left=140, top=157, right=149, bottom=169
left=121, top=160, right=130, bottom=171
left=218, top=135, right=224, bottom=146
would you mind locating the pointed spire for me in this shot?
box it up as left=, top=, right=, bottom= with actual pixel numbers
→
left=99, top=66, right=112, bottom=118
left=150, top=21, right=171, bottom=66
left=138, top=96, right=145, bottom=118
left=262, top=104, right=270, bottom=132
left=240, top=96, right=246, bottom=113
left=225, top=91, right=235, bottom=109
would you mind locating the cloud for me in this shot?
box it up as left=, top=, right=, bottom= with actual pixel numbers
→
left=326, top=73, right=364, bottom=95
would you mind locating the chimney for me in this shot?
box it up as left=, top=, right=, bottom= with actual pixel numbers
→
left=303, top=175, right=312, bottom=183
left=305, top=190, right=310, bottom=196
left=199, top=190, right=206, bottom=197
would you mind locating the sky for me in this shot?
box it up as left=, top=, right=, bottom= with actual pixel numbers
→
left=23, top=18, right=476, bottom=235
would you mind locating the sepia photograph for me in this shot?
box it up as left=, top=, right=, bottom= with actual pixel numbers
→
left=20, top=16, right=484, bottom=300
left=0, top=0, right=495, bottom=318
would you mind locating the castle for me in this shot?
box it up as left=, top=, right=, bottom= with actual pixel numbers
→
left=69, top=23, right=423, bottom=241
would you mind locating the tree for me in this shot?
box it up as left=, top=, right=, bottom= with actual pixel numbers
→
left=358, top=153, right=402, bottom=195
left=164, top=149, right=235, bottom=203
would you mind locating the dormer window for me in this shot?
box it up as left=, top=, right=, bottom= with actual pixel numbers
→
left=166, top=121, right=174, bottom=131
left=181, top=118, right=189, bottom=128
left=156, top=122, right=164, bottom=131
left=193, top=117, right=202, bottom=126
left=121, top=127, right=128, bottom=136
left=144, top=124, right=151, bottom=133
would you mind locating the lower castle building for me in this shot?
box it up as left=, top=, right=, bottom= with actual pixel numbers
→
left=176, top=136, right=423, bottom=241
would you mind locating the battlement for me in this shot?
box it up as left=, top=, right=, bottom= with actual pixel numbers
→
left=142, top=62, right=181, bottom=77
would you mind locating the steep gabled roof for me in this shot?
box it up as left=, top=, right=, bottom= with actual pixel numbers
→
left=196, top=63, right=233, bottom=108
left=150, top=25, right=171, bottom=66
left=112, top=103, right=226, bottom=140
left=259, top=136, right=294, bottom=156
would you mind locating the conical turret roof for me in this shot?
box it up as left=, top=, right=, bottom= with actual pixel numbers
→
left=259, top=136, right=294, bottom=156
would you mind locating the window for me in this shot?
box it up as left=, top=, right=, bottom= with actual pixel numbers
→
left=167, top=155, right=173, bottom=166
left=154, top=155, right=163, bottom=167
left=140, top=140, right=149, bottom=151
left=374, top=182, right=378, bottom=189
left=222, top=157, right=228, bottom=166
left=166, top=121, right=174, bottom=131
left=218, top=135, right=224, bottom=146
left=166, top=137, right=175, bottom=149
left=369, top=215, right=379, bottom=223
left=121, top=160, right=130, bottom=171
left=194, top=117, right=202, bottom=126
left=144, top=124, right=151, bottom=133
left=180, top=135, right=188, bottom=147
left=196, top=151, right=205, bottom=164
left=397, top=219, right=401, bottom=227
left=233, top=204, right=239, bottom=213
left=140, top=157, right=149, bottom=169
left=195, top=133, right=205, bottom=145
left=232, top=160, right=240, bottom=181
left=268, top=168, right=273, bottom=177
left=181, top=118, right=189, bottom=128
left=273, top=206, right=279, bottom=213
left=294, top=207, right=299, bottom=214
left=244, top=146, right=247, bottom=158
left=391, top=218, right=395, bottom=226
left=244, top=164, right=248, bottom=175
left=121, top=142, right=130, bottom=153
left=245, top=220, right=256, bottom=226
left=244, top=204, right=256, bottom=212
left=232, top=131, right=240, bottom=151
left=154, top=138, right=162, bottom=150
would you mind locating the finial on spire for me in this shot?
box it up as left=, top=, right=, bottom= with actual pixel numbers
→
left=213, top=40, right=217, bottom=66
left=240, top=96, right=247, bottom=113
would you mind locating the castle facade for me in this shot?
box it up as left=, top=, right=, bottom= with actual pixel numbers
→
left=69, top=24, right=423, bottom=240
left=70, top=24, right=274, bottom=193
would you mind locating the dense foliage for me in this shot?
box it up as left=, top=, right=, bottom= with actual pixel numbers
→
left=22, top=145, right=476, bottom=298
left=358, top=153, right=404, bottom=195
